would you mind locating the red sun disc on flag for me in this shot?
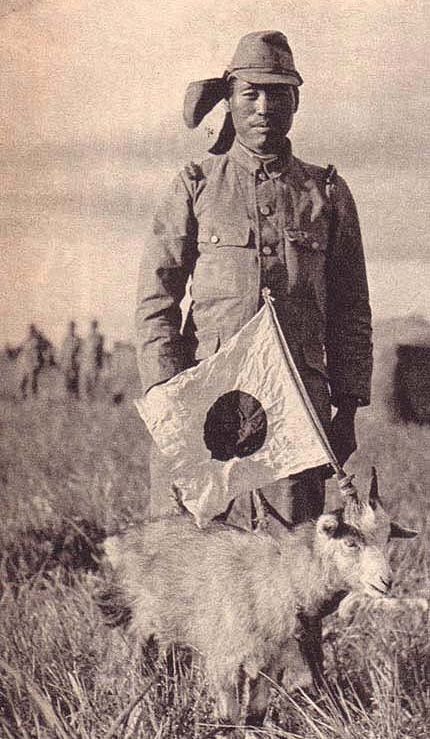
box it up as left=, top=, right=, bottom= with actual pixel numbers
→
left=203, top=390, right=268, bottom=461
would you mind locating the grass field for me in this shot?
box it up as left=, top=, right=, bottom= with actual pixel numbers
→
left=0, top=319, right=429, bottom=738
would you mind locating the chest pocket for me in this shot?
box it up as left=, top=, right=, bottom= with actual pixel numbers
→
left=192, top=219, right=259, bottom=302
left=283, top=226, right=328, bottom=293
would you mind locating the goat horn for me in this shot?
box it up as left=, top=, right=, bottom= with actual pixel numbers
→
left=369, top=466, right=379, bottom=502
left=338, top=473, right=364, bottom=524
left=252, top=490, right=273, bottom=532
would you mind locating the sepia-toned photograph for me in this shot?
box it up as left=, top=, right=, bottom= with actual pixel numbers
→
left=1, top=1, right=429, bottom=736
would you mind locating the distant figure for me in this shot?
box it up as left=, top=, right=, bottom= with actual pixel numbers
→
left=80, top=320, right=104, bottom=399
left=60, top=321, right=81, bottom=397
left=19, top=324, right=43, bottom=399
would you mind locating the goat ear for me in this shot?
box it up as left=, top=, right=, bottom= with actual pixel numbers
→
left=389, top=522, right=418, bottom=539
left=317, top=514, right=339, bottom=538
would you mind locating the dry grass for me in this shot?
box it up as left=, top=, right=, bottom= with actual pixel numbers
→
left=0, top=320, right=429, bottom=737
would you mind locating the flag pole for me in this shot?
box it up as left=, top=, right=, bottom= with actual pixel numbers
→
left=262, top=288, right=352, bottom=490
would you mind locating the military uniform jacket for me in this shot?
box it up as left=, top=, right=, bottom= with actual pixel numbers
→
left=136, top=138, right=372, bottom=416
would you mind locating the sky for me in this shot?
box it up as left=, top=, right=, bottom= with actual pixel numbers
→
left=0, top=0, right=429, bottom=347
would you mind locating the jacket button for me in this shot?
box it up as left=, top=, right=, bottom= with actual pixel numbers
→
left=262, top=246, right=273, bottom=256
left=259, top=205, right=271, bottom=216
left=311, top=241, right=319, bottom=250
left=210, top=234, right=219, bottom=244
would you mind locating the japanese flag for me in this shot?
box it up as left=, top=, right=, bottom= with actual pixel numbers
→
left=136, top=303, right=331, bottom=527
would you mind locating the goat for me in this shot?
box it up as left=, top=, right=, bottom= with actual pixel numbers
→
left=102, top=468, right=416, bottom=734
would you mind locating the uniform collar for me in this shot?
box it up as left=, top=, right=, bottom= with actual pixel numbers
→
left=229, top=137, right=293, bottom=178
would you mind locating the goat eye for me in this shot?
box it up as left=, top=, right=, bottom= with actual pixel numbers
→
left=343, top=538, right=358, bottom=549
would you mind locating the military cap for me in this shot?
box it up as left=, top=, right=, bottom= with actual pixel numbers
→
left=226, top=31, right=302, bottom=86
left=183, top=30, right=302, bottom=130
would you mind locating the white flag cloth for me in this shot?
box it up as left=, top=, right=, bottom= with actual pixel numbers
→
left=136, top=304, right=331, bottom=527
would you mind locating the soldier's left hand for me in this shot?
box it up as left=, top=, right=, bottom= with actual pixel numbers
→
left=330, top=402, right=357, bottom=466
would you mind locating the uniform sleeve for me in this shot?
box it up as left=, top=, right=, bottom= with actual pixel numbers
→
left=135, top=171, right=198, bottom=395
left=325, top=176, right=373, bottom=406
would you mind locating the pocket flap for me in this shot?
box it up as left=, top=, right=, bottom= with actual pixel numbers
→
left=198, top=221, right=251, bottom=246
left=284, top=229, right=328, bottom=252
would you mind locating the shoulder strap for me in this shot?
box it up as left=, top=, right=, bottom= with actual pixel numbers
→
left=325, top=164, right=337, bottom=200
left=181, top=160, right=208, bottom=211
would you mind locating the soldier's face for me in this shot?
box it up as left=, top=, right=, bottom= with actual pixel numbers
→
left=226, top=78, right=295, bottom=155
